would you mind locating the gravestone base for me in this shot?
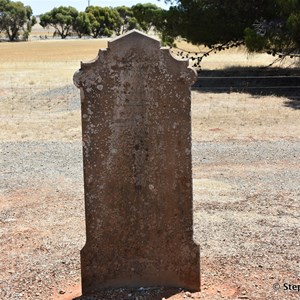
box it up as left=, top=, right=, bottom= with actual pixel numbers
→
left=81, top=239, right=200, bottom=293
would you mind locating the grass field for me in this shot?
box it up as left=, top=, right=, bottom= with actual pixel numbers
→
left=0, top=40, right=108, bottom=142
left=0, top=38, right=298, bottom=142
left=0, top=38, right=299, bottom=300
left=0, top=39, right=108, bottom=63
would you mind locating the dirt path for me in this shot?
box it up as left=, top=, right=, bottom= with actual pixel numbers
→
left=1, top=88, right=299, bottom=299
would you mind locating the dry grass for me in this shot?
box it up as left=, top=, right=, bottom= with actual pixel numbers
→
left=0, top=38, right=299, bottom=142
left=192, top=92, right=299, bottom=142
left=175, top=40, right=297, bottom=69
left=1, top=36, right=299, bottom=300
left=0, top=39, right=109, bottom=90
left=0, top=40, right=107, bottom=141
left=0, top=39, right=108, bottom=63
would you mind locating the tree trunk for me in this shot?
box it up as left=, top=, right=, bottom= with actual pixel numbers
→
left=6, top=30, right=12, bottom=41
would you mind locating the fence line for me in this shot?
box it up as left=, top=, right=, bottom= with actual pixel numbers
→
left=1, top=74, right=299, bottom=120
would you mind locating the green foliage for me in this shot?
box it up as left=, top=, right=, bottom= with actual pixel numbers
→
left=164, top=0, right=300, bottom=57
left=284, top=1, right=300, bottom=49
left=163, top=0, right=276, bottom=46
left=244, top=0, right=300, bottom=55
left=73, top=12, right=91, bottom=38
left=287, top=12, right=300, bottom=42
left=131, top=3, right=165, bottom=33
left=277, top=0, right=300, bottom=14
left=40, top=6, right=79, bottom=39
left=127, top=16, right=139, bottom=31
left=0, top=0, right=35, bottom=41
left=244, top=28, right=267, bottom=52
left=115, top=6, right=139, bottom=34
left=85, top=6, right=122, bottom=38
left=23, top=14, right=36, bottom=40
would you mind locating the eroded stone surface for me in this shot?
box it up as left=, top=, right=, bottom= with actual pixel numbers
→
left=74, top=30, right=200, bottom=294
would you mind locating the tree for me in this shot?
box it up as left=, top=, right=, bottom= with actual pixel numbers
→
left=163, top=0, right=275, bottom=45
left=40, top=6, right=78, bottom=39
left=23, top=14, right=36, bottom=41
left=85, top=6, right=122, bottom=38
left=0, top=0, right=10, bottom=35
left=162, top=0, right=300, bottom=60
left=73, top=11, right=91, bottom=38
left=115, top=6, right=138, bottom=34
left=132, top=3, right=165, bottom=33
left=0, top=0, right=36, bottom=41
left=244, top=0, right=300, bottom=57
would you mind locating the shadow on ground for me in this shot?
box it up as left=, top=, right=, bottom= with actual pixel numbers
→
left=193, top=67, right=300, bottom=109
left=73, top=287, right=184, bottom=300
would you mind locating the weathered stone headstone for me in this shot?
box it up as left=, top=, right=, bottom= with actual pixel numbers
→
left=74, top=30, right=200, bottom=294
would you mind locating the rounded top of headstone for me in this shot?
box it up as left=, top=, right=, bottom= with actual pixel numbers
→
left=74, top=30, right=197, bottom=88
left=109, top=29, right=161, bottom=50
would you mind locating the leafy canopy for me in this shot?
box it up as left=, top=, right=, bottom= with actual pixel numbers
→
left=244, top=0, right=300, bottom=56
left=85, top=6, right=122, bottom=38
left=131, top=3, right=165, bottom=33
left=115, top=6, right=138, bottom=34
left=0, top=0, right=36, bottom=41
left=73, top=11, right=91, bottom=38
left=162, top=0, right=300, bottom=57
left=163, top=0, right=275, bottom=45
left=40, top=6, right=79, bottom=39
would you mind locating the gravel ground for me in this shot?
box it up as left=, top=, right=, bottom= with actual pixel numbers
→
left=1, top=39, right=299, bottom=299
left=0, top=141, right=84, bottom=300
left=0, top=138, right=299, bottom=299
left=193, top=140, right=300, bottom=300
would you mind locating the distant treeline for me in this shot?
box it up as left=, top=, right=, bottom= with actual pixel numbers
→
left=0, top=1, right=166, bottom=41
left=1, top=0, right=299, bottom=63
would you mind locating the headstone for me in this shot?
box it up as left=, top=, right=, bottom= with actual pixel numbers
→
left=73, top=30, right=200, bottom=295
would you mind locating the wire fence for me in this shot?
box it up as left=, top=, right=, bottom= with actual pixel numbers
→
left=0, top=84, right=79, bottom=120
left=1, top=72, right=299, bottom=122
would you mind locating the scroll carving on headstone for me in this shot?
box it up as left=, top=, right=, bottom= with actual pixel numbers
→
left=74, top=30, right=200, bottom=294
